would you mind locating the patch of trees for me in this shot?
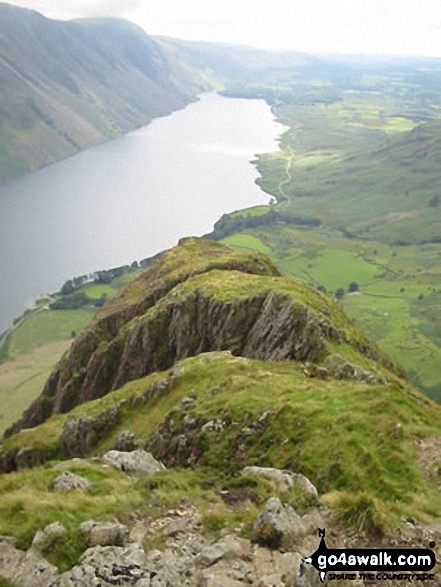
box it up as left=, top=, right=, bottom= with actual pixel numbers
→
left=50, top=291, right=91, bottom=310
left=94, top=265, right=131, bottom=284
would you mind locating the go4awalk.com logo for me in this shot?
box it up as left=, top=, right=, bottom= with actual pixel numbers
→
left=303, top=529, right=437, bottom=582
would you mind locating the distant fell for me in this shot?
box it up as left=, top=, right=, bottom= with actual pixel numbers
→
left=0, top=3, right=209, bottom=182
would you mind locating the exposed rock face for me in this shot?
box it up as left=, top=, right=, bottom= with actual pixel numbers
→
left=61, top=409, right=121, bottom=458
left=114, top=430, right=138, bottom=452
left=198, top=535, right=252, bottom=567
left=53, top=471, right=92, bottom=493
left=16, top=446, right=51, bottom=470
left=49, top=543, right=188, bottom=586
left=254, top=498, right=324, bottom=552
left=0, top=537, right=59, bottom=586
left=101, top=449, right=166, bottom=476
left=5, top=238, right=398, bottom=439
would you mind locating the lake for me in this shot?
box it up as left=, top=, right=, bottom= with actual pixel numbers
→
left=0, top=93, right=285, bottom=333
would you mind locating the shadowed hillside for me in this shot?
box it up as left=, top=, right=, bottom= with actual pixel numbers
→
left=0, top=3, right=210, bottom=182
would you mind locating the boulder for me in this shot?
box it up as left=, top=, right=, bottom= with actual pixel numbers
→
left=254, top=498, right=304, bottom=551
left=101, top=449, right=166, bottom=475
left=32, top=522, right=66, bottom=548
left=198, top=535, right=252, bottom=567
left=241, top=466, right=318, bottom=497
left=0, top=538, right=59, bottom=586
left=61, top=416, right=100, bottom=458
left=80, top=520, right=128, bottom=547
left=53, top=472, right=92, bottom=493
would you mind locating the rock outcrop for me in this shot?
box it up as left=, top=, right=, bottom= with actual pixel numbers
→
left=101, top=449, right=166, bottom=476
left=6, top=238, right=399, bottom=437
left=0, top=536, right=59, bottom=586
left=53, top=472, right=92, bottom=493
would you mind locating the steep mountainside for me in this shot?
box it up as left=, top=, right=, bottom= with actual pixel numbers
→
left=0, top=238, right=440, bottom=583
left=6, top=238, right=402, bottom=436
left=0, top=3, right=209, bottom=182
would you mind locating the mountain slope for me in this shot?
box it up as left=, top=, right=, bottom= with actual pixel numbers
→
left=0, top=3, right=208, bottom=182
left=5, top=237, right=403, bottom=436
left=0, top=240, right=440, bottom=554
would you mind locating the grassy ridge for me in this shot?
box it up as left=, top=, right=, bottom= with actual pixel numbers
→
left=0, top=352, right=439, bottom=556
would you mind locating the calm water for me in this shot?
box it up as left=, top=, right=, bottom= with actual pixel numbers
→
left=0, top=93, right=285, bottom=333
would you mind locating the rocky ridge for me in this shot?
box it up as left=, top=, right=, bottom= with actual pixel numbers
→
left=5, top=238, right=401, bottom=437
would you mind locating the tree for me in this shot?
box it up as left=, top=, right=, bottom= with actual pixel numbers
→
left=349, top=282, right=359, bottom=293
left=335, top=288, right=345, bottom=300
left=60, top=280, right=75, bottom=295
left=428, top=195, right=440, bottom=208
left=94, top=293, right=108, bottom=308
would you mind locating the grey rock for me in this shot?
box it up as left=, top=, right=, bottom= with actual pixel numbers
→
left=51, top=542, right=190, bottom=586
left=180, top=396, right=196, bottom=410
left=201, top=419, right=224, bottom=433
left=61, top=416, right=100, bottom=458
left=53, top=471, right=92, bottom=493
left=255, top=575, right=285, bottom=587
left=198, top=535, right=251, bottom=567
left=292, top=474, right=318, bottom=498
left=254, top=498, right=304, bottom=551
left=162, top=517, right=191, bottom=538
left=241, top=467, right=318, bottom=497
left=15, top=446, right=48, bottom=471
left=294, top=562, right=323, bottom=587
left=242, top=467, right=295, bottom=490
left=114, top=430, right=138, bottom=451
left=80, top=520, right=128, bottom=547
left=32, top=522, right=66, bottom=548
left=171, top=363, right=185, bottom=378
left=0, top=540, right=58, bottom=586
left=199, top=570, right=246, bottom=587
left=101, top=449, right=166, bottom=475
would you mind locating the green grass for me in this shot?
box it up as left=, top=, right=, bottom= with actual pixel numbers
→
left=1, top=353, right=440, bottom=526
left=0, top=340, right=71, bottom=435
left=277, top=249, right=383, bottom=293
left=0, top=308, right=97, bottom=435
left=323, top=491, right=393, bottom=536
left=221, top=234, right=273, bottom=256
left=343, top=288, right=441, bottom=398
left=4, top=309, right=96, bottom=360
left=222, top=226, right=441, bottom=400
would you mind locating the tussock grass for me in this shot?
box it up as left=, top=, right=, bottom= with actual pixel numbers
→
left=323, top=491, right=395, bottom=537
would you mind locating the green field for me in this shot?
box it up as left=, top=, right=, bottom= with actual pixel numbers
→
left=222, top=225, right=441, bottom=402
left=3, top=308, right=96, bottom=359
left=216, top=63, right=441, bottom=402
left=0, top=307, right=97, bottom=434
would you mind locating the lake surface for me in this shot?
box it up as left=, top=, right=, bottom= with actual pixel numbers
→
left=0, top=93, right=285, bottom=333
